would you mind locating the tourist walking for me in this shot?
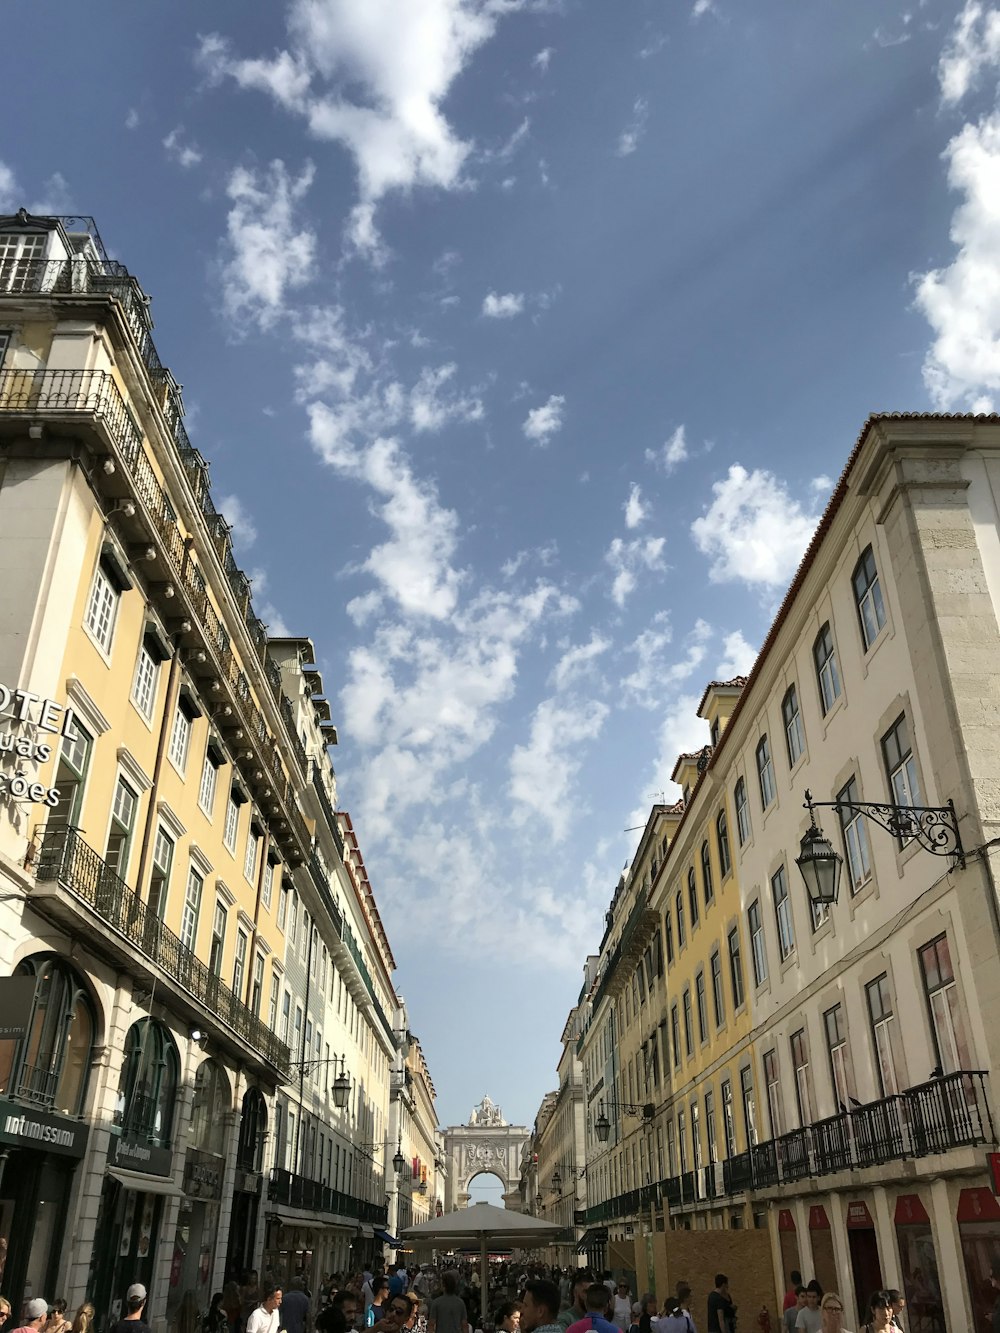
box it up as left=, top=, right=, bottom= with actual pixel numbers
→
left=245, top=1287, right=282, bottom=1333
left=428, top=1273, right=469, bottom=1333
left=795, top=1289, right=822, bottom=1333
left=612, top=1287, right=632, bottom=1333
left=566, top=1286, right=619, bottom=1333
left=783, top=1291, right=806, bottom=1333
left=282, top=1282, right=312, bottom=1333
left=707, top=1277, right=735, bottom=1333
left=783, top=1279, right=803, bottom=1315
left=111, top=1286, right=151, bottom=1333
left=10, top=1301, right=49, bottom=1333
left=521, top=1283, right=562, bottom=1333
left=819, top=1295, right=850, bottom=1333
left=558, top=1274, right=593, bottom=1333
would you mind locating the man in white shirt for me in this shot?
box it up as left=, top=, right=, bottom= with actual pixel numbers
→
left=246, top=1286, right=283, bottom=1333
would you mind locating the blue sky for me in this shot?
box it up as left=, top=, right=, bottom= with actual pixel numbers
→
left=4, top=0, right=1000, bottom=1132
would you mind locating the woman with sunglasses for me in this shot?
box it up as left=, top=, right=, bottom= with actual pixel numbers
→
left=860, top=1292, right=893, bottom=1333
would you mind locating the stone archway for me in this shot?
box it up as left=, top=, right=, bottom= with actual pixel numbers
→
left=443, top=1095, right=530, bottom=1212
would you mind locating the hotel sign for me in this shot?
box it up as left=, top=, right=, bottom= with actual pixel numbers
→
left=0, top=683, right=79, bottom=808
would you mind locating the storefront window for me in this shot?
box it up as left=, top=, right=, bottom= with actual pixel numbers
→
left=189, top=1059, right=230, bottom=1158
left=114, top=1020, right=179, bottom=1146
left=0, top=956, right=96, bottom=1114
left=237, top=1088, right=268, bottom=1171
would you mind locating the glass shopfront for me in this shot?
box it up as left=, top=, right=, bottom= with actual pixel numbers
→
left=226, top=1088, right=267, bottom=1283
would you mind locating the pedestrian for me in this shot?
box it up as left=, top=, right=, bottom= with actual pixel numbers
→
left=638, top=1297, right=658, bottom=1333
left=174, top=1293, right=201, bottom=1333
left=885, top=1295, right=903, bottom=1333
left=558, top=1274, right=593, bottom=1332
left=317, top=1293, right=359, bottom=1333
left=283, top=1280, right=312, bottom=1333
left=795, top=1290, right=821, bottom=1333
left=110, top=1286, right=152, bottom=1333
left=860, top=1296, right=893, bottom=1333
left=521, top=1283, right=562, bottom=1333
left=46, top=1301, right=70, bottom=1333
left=657, top=1297, right=694, bottom=1333
left=369, top=1282, right=392, bottom=1328
left=10, top=1301, right=49, bottom=1333
left=495, top=1303, right=521, bottom=1333
left=566, top=1285, right=620, bottom=1333
left=783, top=1291, right=806, bottom=1333
left=222, top=1283, right=243, bottom=1333
left=613, top=1287, right=632, bottom=1333
left=204, top=1296, right=229, bottom=1333
left=783, top=1280, right=803, bottom=1316
left=0, top=1300, right=13, bottom=1333
left=246, top=1287, right=283, bottom=1333
left=628, top=1305, right=642, bottom=1333
left=708, top=1277, right=735, bottom=1333
left=428, top=1273, right=469, bottom=1333
left=241, top=1276, right=262, bottom=1329
left=70, top=1306, right=94, bottom=1333
left=819, top=1295, right=851, bottom=1333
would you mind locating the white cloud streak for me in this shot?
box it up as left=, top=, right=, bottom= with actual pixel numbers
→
left=482, top=291, right=525, bottom=318
left=646, top=424, right=689, bottom=472
left=523, top=393, right=566, bottom=444
left=691, top=464, right=819, bottom=589
left=616, top=96, right=649, bottom=157
left=624, top=483, right=647, bottom=529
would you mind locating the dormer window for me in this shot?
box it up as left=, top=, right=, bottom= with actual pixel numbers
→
left=0, top=231, right=47, bottom=292
left=710, top=719, right=720, bottom=747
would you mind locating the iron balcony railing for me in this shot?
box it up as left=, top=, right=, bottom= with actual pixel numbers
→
left=15, top=1062, right=60, bottom=1108
left=37, top=826, right=292, bottom=1077
left=584, top=1071, right=994, bottom=1224
left=268, top=1167, right=388, bottom=1225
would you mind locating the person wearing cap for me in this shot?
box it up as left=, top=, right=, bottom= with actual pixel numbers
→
left=110, top=1285, right=151, bottom=1333
left=11, top=1300, right=50, bottom=1333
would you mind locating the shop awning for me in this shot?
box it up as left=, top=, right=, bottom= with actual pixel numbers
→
left=374, top=1229, right=400, bottom=1247
left=108, top=1167, right=183, bottom=1197
left=575, top=1227, right=608, bottom=1253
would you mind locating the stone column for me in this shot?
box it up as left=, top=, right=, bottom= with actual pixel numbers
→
left=926, top=1178, right=970, bottom=1333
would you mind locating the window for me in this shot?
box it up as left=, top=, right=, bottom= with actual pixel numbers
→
left=691, top=1102, right=703, bottom=1171
left=280, top=990, right=291, bottom=1043
left=664, top=910, right=674, bottom=965
left=0, top=232, right=46, bottom=291
left=148, top=827, right=174, bottom=919
left=189, top=1058, right=229, bottom=1157
left=728, top=927, right=745, bottom=1009
left=131, top=641, right=159, bottom=719
left=106, top=776, right=138, bottom=878
left=710, top=949, right=725, bottom=1026
left=676, top=891, right=686, bottom=948
left=705, top=1089, right=718, bottom=1162
left=882, top=713, right=922, bottom=816
left=853, top=544, right=886, bottom=650
left=209, top=902, right=227, bottom=977
left=0, top=331, right=9, bottom=368
left=84, top=562, right=120, bottom=652
left=277, top=883, right=288, bottom=931
left=683, top=987, right=694, bottom=1057
left=813, top=622, right=841, bottom=715
left=701, top=841, right=714, bottom=907
left=224, top=789, right=241, bottom=851
left=919, top=935, right=971, bottom=1074
left=678, top=1110, right=688, bottom=1172
left=695, top=971, right=708, bottom=1044
left=198, top=750, right=219, bottom=815
left=688, top=868, right=699, bottom=928
left=763, top=1050, right=783, bottom=1137
left=782, top=684, right=805, bottom=766
left=180, top=866, right=203, bottom=950
left=3, top=956, right=96, bottom=1116
left=262, top=858, right=275, bottom=911
left=114, top=1019, right=179, bottom=1146
left=735, top=778, right=751, bottom=846
left=748, top=901, right=767, bottom=986
left=866, top=973, right=898, bottom=1097
left=717, top=810, right=731, bottom=878
left=49, top=720, right=93, bottom=828
left=756, top=735, right=776, bottom=809
left=722, top=1078, right=737, bottom=1156
left=740, top=1065, right=757, bottom=1147
left=772, top=864, right=795, bottom=960
left=168, top=702, right=193, bottom=773
left=790, top=1029, right=813, bottom=1126
left=233, top=929, right=248, bottom=1000
left=244, top=823, right=260, bottom=883
left=837, top=776, right=872, bottom=893
left=268, top=974, right=280, bottom=1031
left=825, top=1004, right=851, bottom=1108
left=671, top=1004, right=681, bottom=1070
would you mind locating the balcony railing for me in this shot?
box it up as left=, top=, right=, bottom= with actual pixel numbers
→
left=584, top=1071, right=994, bottom=1224
left=268, top=1167, right=388, bottom=1225
left=36, top=826, right=291, bottom=1077
left=15, top=1062, right=60, bottom=1108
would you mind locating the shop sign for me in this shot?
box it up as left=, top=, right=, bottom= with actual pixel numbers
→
left=846, top=1200, right=875, bottom=1229
left=778, top=1209, right=796, bottom=1232
left=0, top=975, right=36, bottom=1038
left=0, top=685, right=79, bottom=807
left=808, top=1205, right=830, bottom=1230
left=894, top=1194, right=930, bottom=1226
left=110, top=1134, right=174, bottom=1177
left=957, top=1186, right=1000, bottom=1222
left=0, top=1094, right=89, bottom=1159
left=989, top=1152, right=1000, bottom=1197
left=234, top=1166, right=263, bottom=1196
left=184, top=1150, right=223, bottom=1200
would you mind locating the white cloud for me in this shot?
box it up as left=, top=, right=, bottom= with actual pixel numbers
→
left=629, top=689, right=710, bottom=827
left=163, top=127, right=203, bottom=168
left=624, top=483, right=647, bottom=530
left=646, top=424, right=689, bottom=472
left=533, top=47, right=553, bottom=72
left=247, top=566, right=290, bottom=637
left=605, top=535, right=667, bottom=606
left=198, top=0, right=524, bottom=261
left=523, top=393, right=566, bottom=444
left=938, top=1, right=1000, bottom=105
left=408, top=363, right=484, bottom=432
left=495, top=116, right=531, bottom=161
left=219, top=493, right=258, bottom=549
left=0, top=162, right=20, bottom=212
left=914, top=111, right=1000, bottom=408
left=482, top=291, right=525, bottom=318
left=30, top=173, right=72, bottom=215
left=620, top=613, right=673, bottom=708
left=716, top=629, right=756, bottom=677
left=220, top=159, right=316, bottom=330
left=125, top=108, right=140, bottom=130
left=508, top=695, right=610, bottom=841
left=691, top=464, right=819, bottom=588
left=550, top=633, right=611, bottom=692
left=616, top=97, right=649, bottom=157
left=692, top=0, right=715, bottom=16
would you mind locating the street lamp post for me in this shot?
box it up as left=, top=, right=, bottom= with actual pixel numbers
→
left=794, top=788, right=965, bottom=907
left=594, top=1098, right=655, bottom=1143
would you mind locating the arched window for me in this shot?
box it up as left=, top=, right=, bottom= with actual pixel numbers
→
left=701, top=840, right=714, bottom=906
left=687, top=868, right=699, bottom=927
left=676, top=891, right=686, bottom=949
left=716, top=810, right=732, bottom=877
left=734, top=778, right=751, bottom=846
left=237, top=1087, right=268, bottom=1171
left=114, top=1019, right=179, bottom=1147
left=0, top=956, right=95, bottom=1116
left=189, top=1058, right=231, bottom=1157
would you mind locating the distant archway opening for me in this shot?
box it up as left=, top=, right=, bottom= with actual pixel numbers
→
left=467, top=1171, right=506, bottom=1207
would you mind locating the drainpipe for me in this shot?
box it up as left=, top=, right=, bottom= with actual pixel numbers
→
left=292, top=917, right=314, bottom=1179
left=134, top=629, right=184, bottom=901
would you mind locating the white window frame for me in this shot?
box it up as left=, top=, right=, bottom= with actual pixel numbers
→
left=85, top=562, right=119, bottom=654
left=233, top=928, right=248, bottom=1000
left=181, top=866, right=204, bottom=951
left=198, top=750, right=219, bottom=816
left=763, top=1049, right=783, bottom=1138
left=791, top=1029, right=813, bottom=1127
left=149, top=826, right=175, bottom=919
left=814, top=622, right=841, bottom=715
left=168, top=704, right=192, bottom=774
left=756, top=735, right=776, bottom=809
left=772, top=864, right=795, bottom=960
left=825, top=1004, right=851, bottom=1107
left=224, top=791, right=240, bottom=851
left=105, top=775, right=138, bottom=879
left=735, top=777, right=751, bottom=845
left=244, top=824, right=259, bottom=884
left=838, top=776, right=872, bottom=892
left=262, top=858, right=274, bottom=911
left=131, top=641, right=159, bottom=719
left=748, top=900, right=767, bottom=986
left=866, top=973, right=898, bottom=1097
left=209, top=901, right=227, bottom=976
left=853, top=545, right=886, bottom=651
left=782, top=683, right=805, bottom=766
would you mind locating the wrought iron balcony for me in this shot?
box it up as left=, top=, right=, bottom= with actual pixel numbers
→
left=268, top=1167, right=388, bottom=1225
left=36, top=826, right=292, bottom=1078
left=583, top=1071, right=995, bottom=1225
left=14, top=1062, right=60, bottom=1108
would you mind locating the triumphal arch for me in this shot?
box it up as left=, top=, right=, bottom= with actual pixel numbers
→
left=443, top=1095, right=529, bottom=1212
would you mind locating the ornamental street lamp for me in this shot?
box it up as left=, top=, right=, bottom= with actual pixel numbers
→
left=594, top=1098, right=655, bottom=1143
left=551, top=1169, right=562, bottom=1192
left=393, top=1142, right=406, bottom=1175
left=794, top=788, right=965, bottom=907
left=289, top=1052, right=353, bottom=1108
